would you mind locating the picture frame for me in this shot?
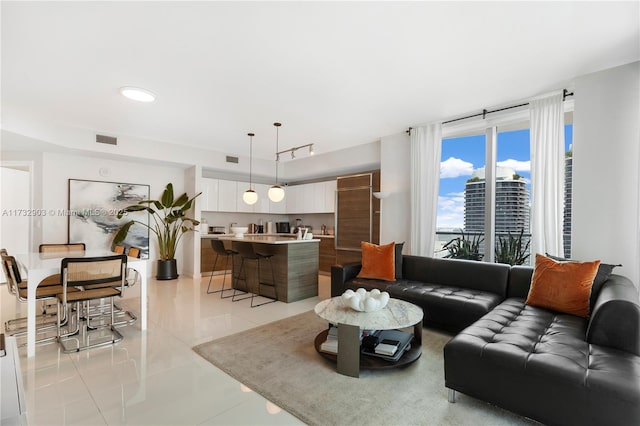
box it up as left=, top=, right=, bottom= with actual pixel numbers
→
left=68, top=179, right=150, bottom=258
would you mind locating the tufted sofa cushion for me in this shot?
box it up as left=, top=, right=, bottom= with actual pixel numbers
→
left=342, top=278, right=503, bottom=331
left=386, top=281, right=503, bottom=331
left=445, top=298, right=640, bottom=426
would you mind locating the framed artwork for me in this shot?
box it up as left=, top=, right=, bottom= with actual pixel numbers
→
left=68, top=179, right=150, bottom=259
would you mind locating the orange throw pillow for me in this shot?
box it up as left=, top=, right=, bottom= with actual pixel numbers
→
left=357, top=241, right=396, bottom=281
left=526, top=253, right=600, bottom=318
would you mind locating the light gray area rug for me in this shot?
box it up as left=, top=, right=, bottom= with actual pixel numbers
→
left=193, top=311, right=536, bottom=426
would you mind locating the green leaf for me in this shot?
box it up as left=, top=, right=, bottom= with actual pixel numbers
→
left=172, top=192, right=189, bottom=208
left=161, top=183, right=174, bottom=208
left=113, top=221, right=135, bottom=244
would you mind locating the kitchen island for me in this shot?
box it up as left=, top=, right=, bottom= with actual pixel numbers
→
left=218, top=235, right=320, bottom=303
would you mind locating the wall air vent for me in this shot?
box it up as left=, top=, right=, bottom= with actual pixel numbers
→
left=226, top=156, right=239, bottom=164
left=96, top=134, right=117, bottom=145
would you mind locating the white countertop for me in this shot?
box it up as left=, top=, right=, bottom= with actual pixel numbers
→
left=217, top=235, right=320, bottom=244
left=201, top=233, right=333, bottom=239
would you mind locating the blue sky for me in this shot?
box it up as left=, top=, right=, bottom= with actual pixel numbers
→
left=437, top=125, right=573, bottom=229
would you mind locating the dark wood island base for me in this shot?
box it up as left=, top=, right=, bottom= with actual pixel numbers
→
left=220, top=236, right=320, bottom=303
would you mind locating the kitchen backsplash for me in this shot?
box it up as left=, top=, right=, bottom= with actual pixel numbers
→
left=201, top=211, right=335, bottom=235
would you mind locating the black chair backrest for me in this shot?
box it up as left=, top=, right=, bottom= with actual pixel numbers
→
left=61, top=255, right=127, bottom=288
left=4, top=255, right=23, bottom=284
left=210, top=239, right=231, bottom=256
left=235, top=242, right=259, bottom=259
left=7, top=256, right=22, bottom=284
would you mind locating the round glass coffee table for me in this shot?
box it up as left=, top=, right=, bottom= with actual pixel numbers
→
left=314, top=297, right=424, bottom=377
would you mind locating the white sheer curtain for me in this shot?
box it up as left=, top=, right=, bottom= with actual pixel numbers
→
left=410, top=123, right=442, bottom=256
left=530, top=92, right=565, bottom=257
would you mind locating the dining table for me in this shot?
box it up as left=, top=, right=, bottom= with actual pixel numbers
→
left=14, top=249, right=148, bottom=358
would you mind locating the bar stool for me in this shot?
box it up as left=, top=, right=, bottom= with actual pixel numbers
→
left=207, top=239, right=237, bottom=298
left=232, top=242, right=278, bottom=307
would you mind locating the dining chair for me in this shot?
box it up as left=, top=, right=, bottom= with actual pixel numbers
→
left=123, top=246, right=141, bottom=287
left=56, top=254, right=127, bottom=353
left=2, top=254, right=78, bottom=340
left=84, top=245, right=140, bottom=327
left=36, top=243, right=86, bottom=289
left=127, top=247, right=140, bottom=259
left=39, top=243, right=86, bottom=254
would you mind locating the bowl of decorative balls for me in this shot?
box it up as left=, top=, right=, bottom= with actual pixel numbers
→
left=341, top=288, right=390, bottom=312
left=230, top=226, right=249, bottom=238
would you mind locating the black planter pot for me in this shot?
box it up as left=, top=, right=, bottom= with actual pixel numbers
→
left=156, top=259, right=179, bottom=280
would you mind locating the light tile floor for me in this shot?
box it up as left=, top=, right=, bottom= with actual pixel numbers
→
left=1, top=273, right=332, bottom=425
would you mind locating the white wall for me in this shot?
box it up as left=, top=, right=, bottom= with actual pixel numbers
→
left=573, top=61, right=640, bottom=286
left=38, top=151, right=188, bottom=276
left=282, top=141, right=381, bottom=182
left=0, top=166, right=31, bottom=282
left=380, top=132, right=411, bottom=252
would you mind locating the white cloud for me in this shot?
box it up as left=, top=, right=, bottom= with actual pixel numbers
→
left=437, top=192, right=466, bottom=229
left=440, top=157, right=474, bottom=178
left=497, top=159, right=530, bottom=172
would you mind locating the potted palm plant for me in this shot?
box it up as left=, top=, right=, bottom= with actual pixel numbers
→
left=113, top=183, right=201, bottom=280
left=442, top=231, right=484, bottom=261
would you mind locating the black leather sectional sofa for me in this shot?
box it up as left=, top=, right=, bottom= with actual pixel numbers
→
left=331, top=255, right=640, bottom=426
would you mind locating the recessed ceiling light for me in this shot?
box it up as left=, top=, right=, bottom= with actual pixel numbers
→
left=120, top=86, right=156, bottom=102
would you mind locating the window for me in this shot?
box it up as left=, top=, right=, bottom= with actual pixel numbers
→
left=435, top=134, right=485, bottom=257
left=435, top=117, right=573, bottom=265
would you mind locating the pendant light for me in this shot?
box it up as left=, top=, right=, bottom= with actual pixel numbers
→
left=242, top=132, right=258, bottom=205
left=268, top=122, right=285, bottom=202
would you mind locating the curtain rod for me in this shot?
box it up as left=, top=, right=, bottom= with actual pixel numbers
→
left=406, top=89, right=574, bottom=133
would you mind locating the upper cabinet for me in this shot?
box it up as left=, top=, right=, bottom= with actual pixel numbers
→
left=236, top=181, right=254, bottom=213
left=200, top=177, right=335, bottom=214
left=201, top=178, right=219, bottom=211
left=218, top=179, right=237, bottom=212
left=286, top=180, right=336, bottom=214
left=318, top=180, right=336, bottom=213
left=269, top=185, right=287, bottom=214
left=253, top=183, right=271, bottom=214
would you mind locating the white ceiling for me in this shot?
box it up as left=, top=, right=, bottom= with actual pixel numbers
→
left=2, top=1, right=639, bottom=161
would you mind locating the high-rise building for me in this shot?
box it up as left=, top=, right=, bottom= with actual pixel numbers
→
left=563, top=153, right=573, bottom=258
left=464, top=167, right=530, bottom=234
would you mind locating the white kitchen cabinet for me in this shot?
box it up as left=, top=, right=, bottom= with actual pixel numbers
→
left=236, top=181, right=255, bottom=213
left=312, top=182, right=325, bottom=213
left=286, top=185, right=304, bottom=214
left=199, top=177, right=335, bottom=214
left=302, top=183, right=316, bottom=213
left=201, top=178, right=219, bottom=211
left=269, top=185, right=287, bottom=214
left=284, top=181, right=336, bottom=214
left=254, top=183, right=271, bottom=214
left=324, top=180, right=337, bottom=213
left=218, top=179, right=237, bottom=212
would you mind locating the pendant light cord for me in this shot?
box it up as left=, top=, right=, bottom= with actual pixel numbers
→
left=274, top=122, right=281, bottom=185
left=248, top=133, right=254, bottom=190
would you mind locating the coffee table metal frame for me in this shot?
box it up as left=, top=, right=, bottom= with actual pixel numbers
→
left=314, top=297, right=424, bottom=378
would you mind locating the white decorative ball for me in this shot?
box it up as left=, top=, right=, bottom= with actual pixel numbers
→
left=341, top=288, right=390, bottom=312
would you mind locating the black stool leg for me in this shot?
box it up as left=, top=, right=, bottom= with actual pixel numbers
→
left=206, top=253, right=221, bottom=294
left=232, top=257, right=252, bottom=302
left=251, top=255, right=278, bottom=308
left=206, top=253, right=235, bottom=298
left=219, top=254, right=234, bottom=299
